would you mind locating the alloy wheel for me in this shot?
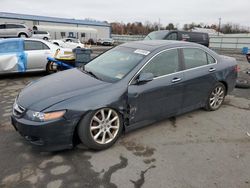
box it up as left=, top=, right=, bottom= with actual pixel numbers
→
left=209, top=85, right=225, bottom=109
left=90, top=108, right=120, bottom=145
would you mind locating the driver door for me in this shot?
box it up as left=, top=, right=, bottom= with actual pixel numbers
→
left=127, top=48, right=184, bottom=127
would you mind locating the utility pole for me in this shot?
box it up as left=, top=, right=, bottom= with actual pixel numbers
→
left=158, top=18, right=160, bottom=31
left=218, top=17, right=221, bottom=36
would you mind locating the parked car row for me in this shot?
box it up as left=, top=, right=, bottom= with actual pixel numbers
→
left=0, top=23, right=113, bottom=46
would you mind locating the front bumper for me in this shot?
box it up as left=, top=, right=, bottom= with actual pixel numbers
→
left=11, top=115, right=78, bottom=151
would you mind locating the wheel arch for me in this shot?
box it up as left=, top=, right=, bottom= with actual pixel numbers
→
left=18, top=32, right=28, bottom=37
left=218, top=80, right=228, bottom=95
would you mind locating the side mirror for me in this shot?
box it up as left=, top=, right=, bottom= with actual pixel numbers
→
left=137, top=72, right=154, bottom=84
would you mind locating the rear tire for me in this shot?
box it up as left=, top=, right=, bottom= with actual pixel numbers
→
left=18, top=33, right=28, bottom=38
left=77, top=108, right=123, bottom=150
left=204, top=83, right=226, bottom=111
left=43, top=37, right=48, bottom=40
left=46, top=61, right=56, bottom=74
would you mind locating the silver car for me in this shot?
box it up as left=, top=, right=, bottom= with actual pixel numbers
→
left=32, top=30, right=51, bottom=40
left=0, top=23, right=32, bottom=38
left=0, top=38, right=72, bottom=74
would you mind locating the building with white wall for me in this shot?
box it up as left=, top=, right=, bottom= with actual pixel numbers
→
left=0, top=12, right=111, bottom=42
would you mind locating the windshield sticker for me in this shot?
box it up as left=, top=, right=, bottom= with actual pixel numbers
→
left=134, top=49, right=150, bottom=56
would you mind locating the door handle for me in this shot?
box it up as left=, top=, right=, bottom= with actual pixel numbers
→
left=172, top=78, right=182, bottom=83
left=209, top=68, right=216, bottom=72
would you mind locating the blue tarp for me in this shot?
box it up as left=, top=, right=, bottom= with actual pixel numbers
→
left=0, top=38, right=27, bottom=72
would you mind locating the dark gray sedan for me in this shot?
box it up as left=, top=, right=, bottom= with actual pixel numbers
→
left=11, top=40, right=238, bottom=151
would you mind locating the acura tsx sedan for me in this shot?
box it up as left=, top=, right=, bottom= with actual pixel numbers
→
left=11, top=40, right=238, bottom=151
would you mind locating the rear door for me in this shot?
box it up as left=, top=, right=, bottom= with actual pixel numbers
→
left=127, top=48, right=184, bottom=126
left=5, top=24, right=19, bottom=37
left=181, top=48, right=218, bottom=110
left=24, top=40, right=52, bottom=70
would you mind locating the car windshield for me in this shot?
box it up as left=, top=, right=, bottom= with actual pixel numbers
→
left=85, top=46, right=146, bottom=83
left=144, top=31, right=169, bottom=40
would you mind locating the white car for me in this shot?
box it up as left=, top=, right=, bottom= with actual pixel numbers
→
left=97, top=38, right=115, bottom=46
left=52, top=38, right=85, bottom=49
left=0, top=38, right=72, bottom=74
left=32, top=30, right=51, bottom=40
left=0, top=23, right=33, bottom=38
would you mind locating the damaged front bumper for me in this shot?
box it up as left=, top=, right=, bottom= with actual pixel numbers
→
left=11, top=115, right=77, bottom=151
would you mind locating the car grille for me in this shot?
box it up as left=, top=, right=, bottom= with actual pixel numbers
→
left=13, top=102, right=26, bottom=118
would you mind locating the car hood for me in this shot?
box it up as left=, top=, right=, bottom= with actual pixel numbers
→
left=18, top=68, right=111, bottom=111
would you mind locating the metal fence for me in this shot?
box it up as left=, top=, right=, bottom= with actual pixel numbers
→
left=209, top=36, right=250, bottom=51
left=111, top=34, right=145, bottom=43
left=111, top=34, right=250, bottom=53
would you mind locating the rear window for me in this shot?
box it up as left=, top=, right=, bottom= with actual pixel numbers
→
left=144, top=31, right=169, bottom=40
left=34, top=31, right=48, bottom=34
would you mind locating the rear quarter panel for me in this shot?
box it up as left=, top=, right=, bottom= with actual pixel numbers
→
left=217, top=55, right=238, bottom=93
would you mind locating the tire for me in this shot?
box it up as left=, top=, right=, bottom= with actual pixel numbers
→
left=46, top=61, right=56, bottom=74
left=235, top=78, right=250, bottom=89
left=53, top=43, right=59, bottom=46
left=43, top=37, right=48, bottom=41
left=77, top=108, right=123, bottom=150
left=204, top=83, right=226, bottom=111
left=18, top=33, right=28, bottom=38
left=88, top=39, right=94, bottom=45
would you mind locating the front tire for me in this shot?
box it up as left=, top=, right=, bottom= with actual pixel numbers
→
left=205, top=83, right=226, bottom=111
left=77, top=108, right=123, bottom=150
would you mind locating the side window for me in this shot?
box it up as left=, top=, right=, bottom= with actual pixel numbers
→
left=183, top=48, right=208, bottom=69
left=35, top=31, right=47, bottom=34
left=207, top=53, right=216, bottom=64
left=166, top=33, right=177, bottom=40
left=0, top=41, right=20, bottom=53
left=24, top=41, right=49, bottom=51
left=0, top=24, right=6, bottom=29
left=141, top=49, right=179, bottom=77
left=6, top=24, right=22, bottom=29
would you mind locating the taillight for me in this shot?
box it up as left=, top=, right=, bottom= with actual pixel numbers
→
left=28, top=28, right=32, bottom=32
left=234, top=65, right=240, bottom=72
left=246, top=54, right=250, bottom=63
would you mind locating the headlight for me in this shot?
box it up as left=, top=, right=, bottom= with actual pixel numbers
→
left=26, top=110, right=66, bottom=122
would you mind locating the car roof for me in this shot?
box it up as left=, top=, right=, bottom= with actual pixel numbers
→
left=0, top=38, right=24, bottom=43
left=120, top=40, right=203, bottom=51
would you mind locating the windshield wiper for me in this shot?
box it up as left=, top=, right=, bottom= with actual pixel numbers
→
left=81, top=69, right=101, bottom=80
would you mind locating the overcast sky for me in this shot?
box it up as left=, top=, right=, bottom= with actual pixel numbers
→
left=1, top=0, right=250, bottom=28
